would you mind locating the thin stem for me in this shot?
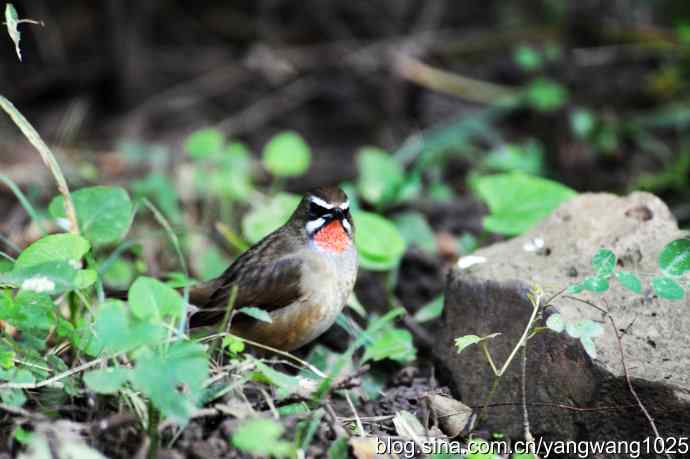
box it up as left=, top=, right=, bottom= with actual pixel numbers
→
left=200, top=332, right=326, bottom=378
left=497, top=296, right=540, bottom=377
left=521, top=344, right=533, bottom=442
left=0, top=174, right=47, bottom=235
left=147, top=401, right=160, bottom=459
left=477, top=375, right=502, bottom=423
left=480, top=342, right=499, bottom=376
left=212, top=285, right=238, bottom=363
left=565, top=295, right=670, bottom=459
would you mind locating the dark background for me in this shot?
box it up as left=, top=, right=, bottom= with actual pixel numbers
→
left=1, top=0, right=690, bottom=219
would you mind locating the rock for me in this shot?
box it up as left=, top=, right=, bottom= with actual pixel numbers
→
left=434, top=192, right=690, bottom=453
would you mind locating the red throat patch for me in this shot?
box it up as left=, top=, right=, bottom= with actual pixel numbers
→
left=314, top=220, right=350, bottom=253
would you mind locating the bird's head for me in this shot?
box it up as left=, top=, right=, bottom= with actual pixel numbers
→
left=293, top=186, right=354, bottom=253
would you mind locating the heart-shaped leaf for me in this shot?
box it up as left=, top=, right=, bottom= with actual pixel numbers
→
left=581, top=275, right=609, bottom=292
left=356, top=147, right=404, bottom=207
left=615, top=271, right=642, bottom=293
left=131, top=341, right=208, bottom=424
left=262, top=131, right=311, bottom=177
left=658, top=239, right=690, bottom=277
left=50, top=186, right=133, bottom=246
left=652, top=276, right=684, bottom=300
left=591, top=249, right=616, bottom=276
left=353, top=211, right=406, bottom=271
left=475, top=172, right=576, bottom=235
left=128, top=276, right=183, bottom=321
left=15, top=234, right=90, bottom=270
left=184, top=128, right=224, bottom=159
left=84, top=367, right=130, bottom=394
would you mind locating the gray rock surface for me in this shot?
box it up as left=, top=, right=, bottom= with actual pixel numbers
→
left=434, top=192, right=690, bottom=453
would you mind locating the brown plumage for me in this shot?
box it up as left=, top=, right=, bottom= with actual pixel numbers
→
left=189, top=186, right=358, bottom=351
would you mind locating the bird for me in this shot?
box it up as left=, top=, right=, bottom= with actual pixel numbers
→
left=188, top=186, right=358, bottom=351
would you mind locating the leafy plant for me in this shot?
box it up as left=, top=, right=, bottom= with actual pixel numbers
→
left=232, top=418, right=295, bottom=458
left=49, top=186, right=133, bottom=246
left=353, top=211, right=406, bottom=270
left=473, top=172, right=577, bottom=235
left=357, top=147, right=405, bottom=208
left=263, top=131, right=311, bottom=177
left=4, top=3, right=42, bottom=61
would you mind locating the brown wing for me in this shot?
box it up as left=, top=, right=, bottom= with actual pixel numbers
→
left=189, top=253, right=304, bottom=327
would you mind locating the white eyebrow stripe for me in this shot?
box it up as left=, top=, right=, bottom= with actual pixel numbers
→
left=306, top=218, right=325, bottom=234
left=308, top=195, right=334, bottom=209
left=339, top=201, right=349, bottom=210
left=341, top=218, right=352, bottom=234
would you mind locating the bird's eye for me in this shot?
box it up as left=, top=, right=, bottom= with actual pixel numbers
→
left=308, top=202, right=328, bottom=219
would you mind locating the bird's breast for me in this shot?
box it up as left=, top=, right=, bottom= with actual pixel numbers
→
left=231, top=245, right=357, bottom=351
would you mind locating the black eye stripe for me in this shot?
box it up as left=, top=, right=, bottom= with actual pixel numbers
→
left=308, top=202, right=330, bottom=218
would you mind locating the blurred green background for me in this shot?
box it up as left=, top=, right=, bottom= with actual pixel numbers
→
left=2, top=0, right=690, bottom=282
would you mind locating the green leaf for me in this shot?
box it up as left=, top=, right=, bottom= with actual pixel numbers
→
left=482, top=141, right=543, bottom=175
left=475, top=173, right=576, bottom=235
left=567, top=282, right=584, bottom=293
left=241, top=192, right=301, bottom=244
left=12, top=291, right=56, bottom=331
left=512, top=453, right=537, bottom=459
left=413, top=296, right=444, bottom=323
left=185, top=128, right=224, bottom=159
left=356, top=147, right=404, bottom=207
left=15, top=234, right=90, bottom=271
left=232, top=418, right=294, bottom=458
left=545, top=313, right=564, bottom=333
left=14, top=425, right=32, bottom=445
left=0, top=351, right=14, bottom=369
left=566, top=319, right=603, bottom=339
left=131, top=341, right=208, bottom=424
left=353, top=210, right=406, bottom=271
left=0, top=261, right=82, bottom=294
left=582, top=275, right=609, bottom=292
left=328, top=437, right=349, bottom=459
left=197, top=244, right=231, bottom=281
left=514, top=45, right=542, bottom=71
left=102, top=258, right=135, bottom=289
left=131, top=172, right=182, bottom=224
left=88, top=300, right=165, bottom=355
left=236, top=307, right=272, bottom=323
left=570, top=108, right=595, bottom=138
left=454, top=335, right=482, bottom=353
left=362, top=328, right=416, bottom=364
left=128, top=276, right=183, bottom=321
left=83, top=367, right=130, bottom=394
left=222, top=335, right=245, bottom=355
left=525, top=78, right=568, bottom=112
left=251, top=361, right=301, bottom=397
left=5, top=4, right=26, bottom=62
left=50, top=186, right=133, bottom=246
left=616, top=271, right=642, bottom=293
left=0, top=368, right=33, bottom=407
left=76, top=269, right=97, bottom=290
left=262, top=131, right=311, bottom=177
left=658, top=238, right=690, bottom=277
left=652, top=276, right=684, bottom=300
left=199, top=142, right=254, bottom=201
left=393, top=212, right=436, bottom=254
left=591, top=249, right=616, bottom=276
